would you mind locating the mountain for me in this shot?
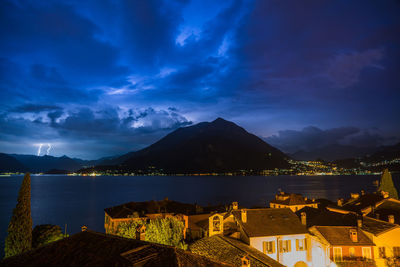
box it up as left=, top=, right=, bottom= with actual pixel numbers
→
left=10, top=154, right=83, bottom=173
left=0, top=153, right=28, bottom=172
left=363, top=142, right=400, bottom=162
left=117, top=118, right=289, bottom=173
left=290, top=144, right=379, bottom=161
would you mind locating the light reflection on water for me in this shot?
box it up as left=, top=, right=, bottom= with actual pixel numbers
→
left=1, top=174, right=398, bottom=258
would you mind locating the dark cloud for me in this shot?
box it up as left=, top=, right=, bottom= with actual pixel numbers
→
left=1, top=0, right=399, bottom=158
left=11, top=104, right=62, bottom=113
left=266, top=126, right=398, bottom=153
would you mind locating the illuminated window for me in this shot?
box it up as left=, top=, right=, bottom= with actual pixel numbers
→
left=279, top=240, right=291, bottom=253
left=362, top=247, right=371, bottom=259
left=378, top=247, right=386, bottom=258
left=333, top=247, right=342, bottom=262
left=263, top=241, right=275, bottom=254
left=296, top=239, right=306, bottom=251
left=213, top=216, right=221, bottom=232
left=349, top=247, right=355, bottom=258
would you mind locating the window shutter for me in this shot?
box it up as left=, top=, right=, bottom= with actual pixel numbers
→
left=279, top=240, right=283, bottom=253
left=296, top=239, right=299, bottom=251
left=263, top=242, right=266, bottom=254
left=272, top=241, right=275, bottom=254
left=288, top=240, right=291, bottom=252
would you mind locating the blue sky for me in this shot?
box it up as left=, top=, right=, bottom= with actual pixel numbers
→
left=1, top=0, right=399, bottom=159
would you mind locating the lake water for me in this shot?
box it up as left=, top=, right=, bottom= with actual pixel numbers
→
left=1, top=174, right=399, bottom=258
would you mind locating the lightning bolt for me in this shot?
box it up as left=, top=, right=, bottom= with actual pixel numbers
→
left=37, top=144, right=43, bottom=156
left=46, top=143, right=52, bottom=155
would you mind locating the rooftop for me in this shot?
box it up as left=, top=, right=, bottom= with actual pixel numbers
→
left=190, top=235, right=284, bottom=267
left=296, top=207, right=398, bottom=235
left=312, top=226, right=375, bottom=246
left=270, top=192, right=316, bottom=206
left=232, top=208, right=308, bottom=237
left=0, top=230, right=230, bottom=267
left=104, top=199, right=225, bottom=219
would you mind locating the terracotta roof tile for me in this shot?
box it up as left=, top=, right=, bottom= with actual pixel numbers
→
left=232, top=208, right=308, bottom=237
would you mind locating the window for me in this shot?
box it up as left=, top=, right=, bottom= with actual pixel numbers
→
left=263, top=241, right=275, bottom=254
left=279, top=240, right=291, bottom=253
left=349, top=247, right=355, bottom=258
left=333, top=247, right=342, bottom=262
left=362, top=247, right=372, bottom=259
left=296, top=238, right=306, bottom=251
left=393, top=247, right=400, bottom=257
left=379, top=247, right=386, bottom=258
left=212, top=216, right=221, bottom=232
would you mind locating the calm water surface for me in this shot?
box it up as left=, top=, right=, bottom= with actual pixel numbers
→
left=1, top=174, right=399, bottom=258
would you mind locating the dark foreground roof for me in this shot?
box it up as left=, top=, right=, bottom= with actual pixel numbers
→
left=190, top=235, right=284, bottom=267
left=105, top=199, right=225, bottom=219
left=1, top=230, right=230, bottom=267
left=232, top=208, right=308, bottom=237
left=313, top=226, right=375, bottom=246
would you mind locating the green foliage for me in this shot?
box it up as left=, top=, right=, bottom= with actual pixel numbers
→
left=378, top=169, right=399, bottom=199
left=116, top=217, right=187, bottom=250
left=5, top=173, right=33, bottom=258
left=116, top=220, right=146, bottom=239
left=32, top=224, right=65, bottom=248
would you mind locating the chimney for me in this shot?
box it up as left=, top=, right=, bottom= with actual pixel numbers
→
left=382, top=191, right=389, bottom=199
left=388, top=215, right=395, bottom=224
left=350, top=229, right=358, bottom=242
left=337, top=199, right=343, bottom=207
left=241, top=209, right=247, bottom=223
left=357, top=219, right=362, bottom=228
left=81, top=225, right=87, bottom=232
left=232, top=202, right=238, bottom=210
left=136, top=225, right=146, bottom=241
left=241, top=255, right=250, bottom=267
left=301, top=212, right=307, bottom=226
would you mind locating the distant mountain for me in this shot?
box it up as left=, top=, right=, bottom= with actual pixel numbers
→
left=115, top=118, right=289, bottom=173
left=290, top=144, right=379, bottom=161
left=0, top=153, right=27, bottom=172
left=363, top=142, right=400, bottom=162
left=9, top=154, right=83, bottom=173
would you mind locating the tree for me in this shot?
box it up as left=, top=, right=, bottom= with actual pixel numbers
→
left=32, top=224, right=65, bottom=248
left=4, top=173, right=33, bottom=257
left=378, top=168, right=399, bottom=199
left=116, top=217, right=187, bottom=249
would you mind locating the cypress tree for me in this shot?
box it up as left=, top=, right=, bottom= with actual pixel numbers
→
left=378, top=168, right=399, bottom=199
left=4, top=173, right=32, bottom=257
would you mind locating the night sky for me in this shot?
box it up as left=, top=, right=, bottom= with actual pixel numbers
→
left=1, top=0, right=399, bottom=159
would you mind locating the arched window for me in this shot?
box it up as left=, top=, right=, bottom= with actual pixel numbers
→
left=213, top=216, right=221, bottom=232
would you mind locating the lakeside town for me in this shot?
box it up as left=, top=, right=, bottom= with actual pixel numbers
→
left=2, top=168, right=400, bottom=267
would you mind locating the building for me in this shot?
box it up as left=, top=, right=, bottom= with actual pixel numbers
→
left=269, top=192, right=318, bottom=212
left=190, top=235, right=284, bottom=267
left=224, top=207, right=312, bottom=267
left=104, top=198, right=225, bottom=239
left=357, top=217, right=400, bottom=267
left=364, top=197, right=400, bottom=224
left=296, top=206, right=400, bottom=267
left=0, top=230, right=231, bottom=267
left=309, top=226, right=375, bottom=266
left=328, top=191, right=384, bottom=215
